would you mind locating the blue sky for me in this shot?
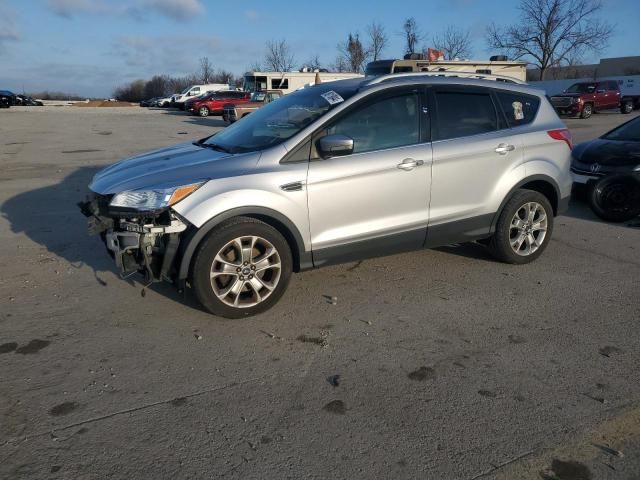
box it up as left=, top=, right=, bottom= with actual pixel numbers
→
left=0, top=0, right=638, bottom=97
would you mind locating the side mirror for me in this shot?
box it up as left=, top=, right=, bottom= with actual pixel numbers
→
left=318, top=134, right=354, bottom=158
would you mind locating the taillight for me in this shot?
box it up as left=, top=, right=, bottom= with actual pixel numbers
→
left=547, top=128, right=573, bottom=150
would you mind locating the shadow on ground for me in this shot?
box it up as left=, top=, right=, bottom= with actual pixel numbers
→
left=1, top=166, right=204, bottom=311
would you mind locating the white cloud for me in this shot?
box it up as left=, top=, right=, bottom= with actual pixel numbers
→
left=47, top=0, right=205, bottom=22
left=143, top=0, right=204, bottom=21
left=47, top=0, right=113, bottom=18
left=0, top=6, right=20, bottom=52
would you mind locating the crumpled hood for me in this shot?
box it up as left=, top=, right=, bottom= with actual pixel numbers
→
left=89, top=142, right=260, bottom=194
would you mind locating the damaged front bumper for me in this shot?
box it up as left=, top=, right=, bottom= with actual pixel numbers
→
left=79, top=194, right=189, bottom=284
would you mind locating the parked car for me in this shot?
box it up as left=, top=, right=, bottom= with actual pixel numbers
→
left=139, top=97, right=159, bottom=107
left=190, top=91, right=251, bottom=117
left=171, top=84, right=231, bottom=110
left=81, top=73, right=572, bottom=318
left=0, top=90, right=17, bottom=107
left=549, top=80, right=633, bottom=118
left=156, top=95, right=175, bottom=107
left=222, top=90, right=282, bottom=123
left=571, top=114, right=640, bottom=221
left=183, top=92, right=213, bottom=112
left=15, top=94, right=43, bottom=106
left=0, top=92, right=12, bottom=108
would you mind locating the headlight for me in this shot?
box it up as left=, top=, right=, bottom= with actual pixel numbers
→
left=110, top=181, right=204, bottom=211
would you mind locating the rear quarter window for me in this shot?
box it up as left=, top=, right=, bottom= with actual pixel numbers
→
left=496, top=91, right=540, bottom=127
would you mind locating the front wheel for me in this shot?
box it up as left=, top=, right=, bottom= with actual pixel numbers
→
left=488, top=190, right=554, bottom=264
left=199, top=106, right=209, bottom=117
left=580, top=103, right=593, bottom=119
left=191, top=217, right=293, bottom=318
left=589, top=175, right=640, bottom=222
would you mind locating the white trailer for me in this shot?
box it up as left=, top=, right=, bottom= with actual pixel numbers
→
left=242, top=71, right=363, bottom=95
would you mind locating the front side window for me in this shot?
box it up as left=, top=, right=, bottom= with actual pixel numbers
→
left=204, top=83, right=359, bottom=153
left=434, top=91, right=498, bottom=140
left=496, top=91, right=540, bottom=127
left=325, top=93, right=420, bottom=154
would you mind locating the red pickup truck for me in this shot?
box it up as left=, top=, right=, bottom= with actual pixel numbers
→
left=549, top=80, right=634, bottom=119
left=189, top=91, right=251, bottom=117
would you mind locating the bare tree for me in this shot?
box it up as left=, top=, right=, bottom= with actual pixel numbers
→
left=248, top=60, right=263, bottom=72
left=304, top=54, right=323, bottom=71
left=211, top=69, right=235, bottom=84
left=486, top=0, right=612, bottom=80
left=264, top=39, right=296, bottom=72
left=199, top=56, right=213, bottom=83
left=337, top=33, right=367, bottom=73
left=332, top=55, right=349, bottom=73
left=366, top=22, right=388, bottom=61
left=402, top=17, right=423, bottom=55
left=433, top=26, right=472, bottom=60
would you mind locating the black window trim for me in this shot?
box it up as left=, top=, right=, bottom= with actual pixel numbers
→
left=308, top=85, right=430, bottom=160
left=430, top=85, right=504, bottom=142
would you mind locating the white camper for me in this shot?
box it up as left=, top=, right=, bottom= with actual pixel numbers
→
left=242, top=71, right=363, bottom=95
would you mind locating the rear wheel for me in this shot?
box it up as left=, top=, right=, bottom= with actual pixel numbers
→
left=580, top=103, right=593, bottom=119
left=488, top=189, right=554, bottom=264
left=199, top=106, right=209, bottom=117
left=621, top=99, right=633, bottom=114
left=192, top=217, right=293, bottom=318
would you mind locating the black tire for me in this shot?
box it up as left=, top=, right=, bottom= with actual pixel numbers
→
left=191, top=217, right=293, bottom=318
left=488, top=189, right=554, bottom=264
left=589, top=175, right=640, bottom=222
left=580, top=103, right=593, bottom=119
left=621, top=99, right=633, bottom=114
left=199, top=106, right=209, bottom=117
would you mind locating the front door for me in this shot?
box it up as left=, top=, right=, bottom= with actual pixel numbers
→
left=307, top=87, right=432, bottom=265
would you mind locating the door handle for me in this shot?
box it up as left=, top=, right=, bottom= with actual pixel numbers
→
left=495, top=143, right=515, bottom=155
left=397, top=158, right=424, bottom=171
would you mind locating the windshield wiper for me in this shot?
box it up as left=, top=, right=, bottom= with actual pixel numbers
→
left=194, top=141, right=232, bottom=153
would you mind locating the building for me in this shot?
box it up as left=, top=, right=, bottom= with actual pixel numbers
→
left=527, top=56, right=640, bottom=82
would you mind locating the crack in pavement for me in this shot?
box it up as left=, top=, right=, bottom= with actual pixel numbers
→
left=0, top=375, right=268, bottom=449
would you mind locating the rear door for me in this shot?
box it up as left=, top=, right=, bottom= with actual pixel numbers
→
left=427, top=86, right=526, bottom=245
left=307, top=86, right=432, bottom=263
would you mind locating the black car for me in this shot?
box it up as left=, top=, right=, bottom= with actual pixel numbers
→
left=16, top=94, right=43, bottom=106
left=571, top=115, right=640, bottom=221
left=0, top=90, right=16, bottom=107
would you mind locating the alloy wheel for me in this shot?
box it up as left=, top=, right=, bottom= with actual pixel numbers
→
left=509, top=202, right=548, bottom=256
left=209, top=236, right=282, bottom=308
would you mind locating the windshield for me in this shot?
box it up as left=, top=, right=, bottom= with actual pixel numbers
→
left=180, top=86, right=192, bottom=94
left=602, top=116, right=640, bottom=142
left=565, top=83, right=595, bottom=94
left=204, top=83, right=360, bottom=153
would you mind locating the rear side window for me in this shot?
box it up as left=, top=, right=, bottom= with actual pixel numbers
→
left=434, top=91, right=497, bottom=140
left=496, top=91, right=540, bottom=127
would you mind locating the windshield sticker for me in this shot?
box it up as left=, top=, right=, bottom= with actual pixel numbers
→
left=321, top=91, right=344, bottom=105
left=512, top=101, right=524, bottom=120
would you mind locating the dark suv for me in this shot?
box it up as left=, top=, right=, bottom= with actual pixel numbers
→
left=550, top=80, right=631, bottom=118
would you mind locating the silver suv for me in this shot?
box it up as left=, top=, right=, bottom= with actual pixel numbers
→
left=82, top=73, right=572, bottom=318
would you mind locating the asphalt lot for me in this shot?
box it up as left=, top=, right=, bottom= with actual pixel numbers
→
left=1, top=106, right=639, bottom=479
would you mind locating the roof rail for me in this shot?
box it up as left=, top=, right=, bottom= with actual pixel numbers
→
left=364, top=71, right=527, bottom=86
